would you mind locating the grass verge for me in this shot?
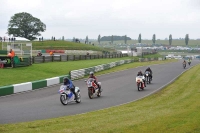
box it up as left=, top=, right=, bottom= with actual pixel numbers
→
left=0, top=56, right=175, bottom=86
left=0, top=61, right=199, bottom=133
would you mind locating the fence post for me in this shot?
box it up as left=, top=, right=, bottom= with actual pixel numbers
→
left=67, top=55, right=69, bottom=61
left=32, top=56, right=35, bottom=63
left=60, top=55, right=62, bottom=61
left=79, top=55, right=81, bottom=60
left=73, top=55, right=75, bottom=61
left=52, top=56, right=54, bottom=62
left=43, top=56, right=45, bottom=63
left=90, top=55, right=91, bottom=59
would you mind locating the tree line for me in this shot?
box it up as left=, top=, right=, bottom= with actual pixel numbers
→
left=6, top=12, right=190, bottom=45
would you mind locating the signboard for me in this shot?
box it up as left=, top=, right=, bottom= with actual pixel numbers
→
left=0, top=56, right=12, bottom=67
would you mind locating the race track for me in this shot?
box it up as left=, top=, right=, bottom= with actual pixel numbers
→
left=0, top=60, right=199, bottom=124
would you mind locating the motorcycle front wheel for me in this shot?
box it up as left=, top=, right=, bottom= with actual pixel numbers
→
left=60, top=94, right=69, bottom=105
left=137, top=83, right=140, bottom=91
left=88, top=88, right=94, bottom=99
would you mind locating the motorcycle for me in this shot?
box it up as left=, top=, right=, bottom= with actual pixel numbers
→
left=183, top=63, right=186, bottom=69
left=58, top=85, right=81, bottom=105
left=145, top=71, right=151, bottom=84
left=136, top=75, right=145, bottom=91
left=85, top=78, right=102, bottom=99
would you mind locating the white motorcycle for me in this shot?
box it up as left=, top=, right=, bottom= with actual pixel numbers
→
left=145, top=71, right=152, bottom=84
left=58, top=85, right=81, bottom=105
left=136, top=75, right=145, bottom=91
left=85, top=78, right=102, bottom=99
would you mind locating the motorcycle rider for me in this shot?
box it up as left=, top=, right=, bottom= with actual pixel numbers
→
left=89, top=71, right=101, bottom=92
left=183, top=60, right=186, bottom=67
left=188, top=58, right=191, bottom=64
left=137, top=71, right=146, bottom=87
left=145, top=67, right=153, bottom=80
left=63, top=77, right=77, bottom=100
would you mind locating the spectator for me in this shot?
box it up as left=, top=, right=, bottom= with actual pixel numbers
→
left=10, top=49, right=15, bottom=57
left=50, top=51, right=54, bottom=56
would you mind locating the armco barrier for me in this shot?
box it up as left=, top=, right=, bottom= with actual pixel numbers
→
left=70, top=59, right=134, bottom=80
left=0, top=75, right=70, bottom=96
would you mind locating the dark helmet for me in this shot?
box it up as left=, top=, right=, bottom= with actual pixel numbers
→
left=63, top=77, right=69, bottom=83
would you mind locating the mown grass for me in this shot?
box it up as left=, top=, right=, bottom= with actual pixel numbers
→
left=0, top=61, right=199, bottom=133
left=1, top=41, right=113, bottom=51
left=0, top=57, right=129, bottom=86
left=0, top=55, right=172, bottom=87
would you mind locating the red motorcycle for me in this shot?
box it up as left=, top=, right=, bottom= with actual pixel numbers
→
left=136, top=76, right=145, bottom=91
left=85, top=78, right=102, bottom=99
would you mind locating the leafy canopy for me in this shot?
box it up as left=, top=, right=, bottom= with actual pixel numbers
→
left=7, top=12, right=46, bottom=40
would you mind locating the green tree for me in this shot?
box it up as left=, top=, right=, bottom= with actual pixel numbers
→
left=138, top=33, right=141, bottom=43
left=169, top=34, right=172, bottom=45
left=152, top=34, right=156, bottom=44
left=62, top=36, right=64, bottom=41
left=98, top=34, right=101, bottom=44
left=124, top=35, right=127, bottom=44
left=185, top=34, right=189, bottom=45
left=7, top=12, right=46, bottom=40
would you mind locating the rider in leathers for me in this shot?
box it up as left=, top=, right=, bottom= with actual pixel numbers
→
left=137, top=71, right=146, bottom=87
left=63, top=77, right=77, bottom=100
left=145, top=67, right=153, bottom=80
left=89, top=72, right=101, bottom=92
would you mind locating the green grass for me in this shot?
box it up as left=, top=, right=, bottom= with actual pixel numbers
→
left=1, top=60, right=200, bottom=133
left=1, top=40, right=114, bottom=52
left=0, top=53, right=164, bottom=87
left=0, top=57, right=129, bottom=86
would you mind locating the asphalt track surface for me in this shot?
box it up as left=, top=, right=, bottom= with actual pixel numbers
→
left=0, top=60, right=199, bottom=124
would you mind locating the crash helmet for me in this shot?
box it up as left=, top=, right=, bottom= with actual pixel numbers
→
left=90, top=71, right=94, bottom=75
left=63, top=77, right=69, bottom=84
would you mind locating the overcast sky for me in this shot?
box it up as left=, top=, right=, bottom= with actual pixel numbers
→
left=0, top=0, right=200, bottom=40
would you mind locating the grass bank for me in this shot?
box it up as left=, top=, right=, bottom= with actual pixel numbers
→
left=0, top=61, right=199, bottom=133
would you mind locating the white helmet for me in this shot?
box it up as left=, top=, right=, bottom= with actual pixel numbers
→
left=89, top=71, right=94, bottom=75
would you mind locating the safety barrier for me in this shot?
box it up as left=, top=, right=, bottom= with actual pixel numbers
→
left=70, top=59, right=134, bottom=80
left=0, top=75, right=70, bottom=96
left=32, top=54, right=128, bottom=63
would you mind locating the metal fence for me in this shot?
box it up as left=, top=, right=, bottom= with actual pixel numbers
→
left=32, top=54, right=128, bottom=63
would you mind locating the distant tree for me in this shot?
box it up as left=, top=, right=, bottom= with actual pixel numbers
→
left=169, top=34, right=172, bottom=45
left=124, top=35, right=127, bottom=44
left=138, top=33, right=141, bottom=43
left=62, top=36, right=64, bottom=41
left=73, top=37, right=75, bottom=42
left=7, top=12, right=46, bottom=40
left=185, top=34, right=189, bottom=45
left=41, top=36, right=43, bottom=41
left=152, top=34, right=156, bottom=44
left=111, top=35, right=113, bottom=44
left=98, top=34, right=101, bottom=44
left=100, top=36, right=131, bottom=41
left=54, top=37, right=55, bottom=41
left=52, top=36, right=53, bottom=40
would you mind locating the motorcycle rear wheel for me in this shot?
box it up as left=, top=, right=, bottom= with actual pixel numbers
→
left=76, top=92, right=81, bottom=103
